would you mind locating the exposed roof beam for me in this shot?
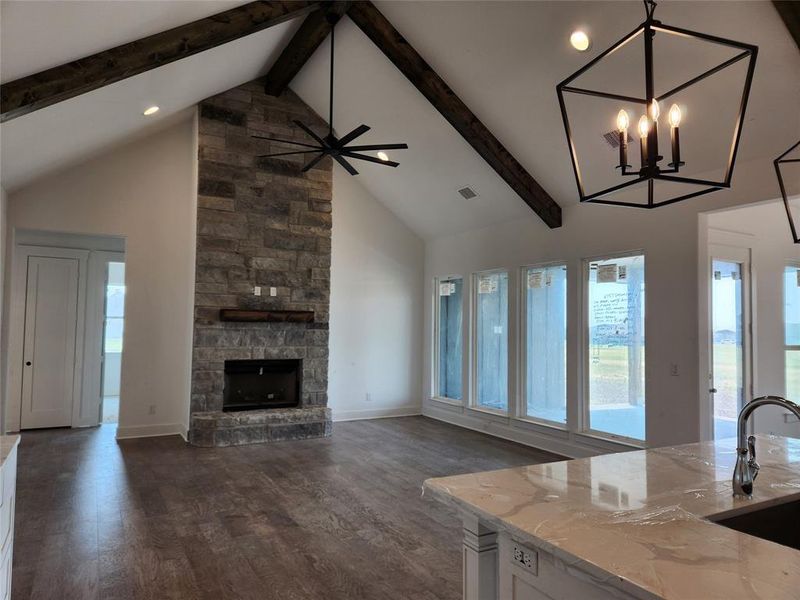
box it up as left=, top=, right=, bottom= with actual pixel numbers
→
left=347, top=1, right=562, bottom=228
left=264, top=1, right=352, bottom=97
left=774, top=1, right=800, bottom=51
left=0, top=1, right=320, bottom=123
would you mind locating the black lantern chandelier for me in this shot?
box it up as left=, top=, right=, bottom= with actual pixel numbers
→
left=253, top=18, right=408, bottom=175
left=556, top=0, right=757, bottom=208
left=775, top=140, right=800, bottom=244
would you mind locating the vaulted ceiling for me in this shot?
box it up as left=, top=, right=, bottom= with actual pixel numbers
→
left=1, top=1, right=798, bottom=239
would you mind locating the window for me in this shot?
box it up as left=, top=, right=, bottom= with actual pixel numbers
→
left=785, top=266, right=800, bottom=402
left=523, top=264, right=567, bottom=424
left=474, top=271, right=509, bottom=412
left=435, top=277, right=463, bottom=400
left=586, top=254, right=645, bottom=440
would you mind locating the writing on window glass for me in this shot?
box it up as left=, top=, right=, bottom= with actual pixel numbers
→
left=478, top=275, right=499, bottom=294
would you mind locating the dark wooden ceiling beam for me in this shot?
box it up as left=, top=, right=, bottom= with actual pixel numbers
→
left=773, top=1, right=800, bottom=51
left=347, top=1, right=562, bottom=228
left=0, top=1, right=320, bottom=123
left=264, top=1, right=352, bottom=96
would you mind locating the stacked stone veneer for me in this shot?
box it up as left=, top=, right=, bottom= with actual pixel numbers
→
left=188, top=80, right=333, bottom=447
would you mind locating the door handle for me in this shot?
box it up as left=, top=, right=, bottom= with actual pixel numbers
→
left=710, top=388, right=717, bottom=393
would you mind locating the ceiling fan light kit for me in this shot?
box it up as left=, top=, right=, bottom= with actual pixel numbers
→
left=253, top=16, right=407, bottom=175
left=556, top=0, right=757, bottom=208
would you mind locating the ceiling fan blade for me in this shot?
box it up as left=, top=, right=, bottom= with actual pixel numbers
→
left=257, top=150, right=324, bottom=158
left=342, top=152, right=400, bottom=168
left=333, top=154, right=359, bottom=176
left=293, top=120, right=326, bottom=145
left=343, top=143, right=409, bottom=152
left=337, top=124, right=371, bottom=146
left=301, top=152, right=327, bottom=172
left=251, top=135, right=320, bottom=150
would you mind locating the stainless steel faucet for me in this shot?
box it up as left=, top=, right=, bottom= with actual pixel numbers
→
left=732, top=395, right=800, bottom=498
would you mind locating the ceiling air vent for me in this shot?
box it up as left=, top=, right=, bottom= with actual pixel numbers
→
left=457, top=186, right=479, bottom=200
left=603, top=130, right=639, bottom=149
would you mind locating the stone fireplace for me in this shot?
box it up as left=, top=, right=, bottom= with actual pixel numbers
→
left=188, top=80, right=333, bottom=447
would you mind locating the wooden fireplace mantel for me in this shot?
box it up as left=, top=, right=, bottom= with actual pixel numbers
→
left=219, top=309, right=314, bottom=323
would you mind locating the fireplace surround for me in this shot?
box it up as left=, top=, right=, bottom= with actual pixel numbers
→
left=187, top=81, right=333, bottom=447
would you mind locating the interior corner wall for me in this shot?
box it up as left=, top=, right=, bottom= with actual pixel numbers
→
left=423, top=199, right=704, bottom=456
left=0, top=184, right=7, bottom=434
left=4, top=117, right=198, bottom=438
left=329, top=168, right=425, bottom=421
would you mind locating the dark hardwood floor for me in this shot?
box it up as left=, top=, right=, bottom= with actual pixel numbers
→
left=12, top=416, right=560, bottom=600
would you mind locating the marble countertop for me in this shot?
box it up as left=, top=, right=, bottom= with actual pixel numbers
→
left=424, top=436, right=800, bottom=600
left=0, top=435, right=20, bottom=468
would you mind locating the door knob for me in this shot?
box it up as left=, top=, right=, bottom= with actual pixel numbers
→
left=710, top=388, right=717, bottom=393
left=25, top=361, right=32, bottom=366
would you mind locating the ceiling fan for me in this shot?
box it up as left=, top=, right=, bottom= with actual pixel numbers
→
left=252, top=17, right=408, bottom=175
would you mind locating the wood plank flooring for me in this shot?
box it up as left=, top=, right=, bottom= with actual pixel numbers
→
left=12, top=416, right=560, bottom=600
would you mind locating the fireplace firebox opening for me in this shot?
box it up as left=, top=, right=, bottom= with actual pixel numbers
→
left=223, top=359, right=302, bottom=412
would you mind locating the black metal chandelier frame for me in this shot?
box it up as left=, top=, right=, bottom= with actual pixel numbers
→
left=556, top=0, right=758, bottom=208
left=775, top=140, right=800, bottom=244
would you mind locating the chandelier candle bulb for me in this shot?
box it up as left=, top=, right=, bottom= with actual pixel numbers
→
left=638, top=115, right=649, bottom=169
left=617, top=110, right=630, bottom=170
left=648, top=99, right=660, bottom=168
left=668, top=104, right=683, bottom=169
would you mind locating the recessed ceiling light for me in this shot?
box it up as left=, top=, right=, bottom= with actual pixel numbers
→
left=143, top=106, right=160, bottom=116
left=377, top=151, right=389, bottom=162
left=570, top=30, right=590, bottom=52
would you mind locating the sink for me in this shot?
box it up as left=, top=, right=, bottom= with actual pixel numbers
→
left=713, top=499, right=800, bottom=551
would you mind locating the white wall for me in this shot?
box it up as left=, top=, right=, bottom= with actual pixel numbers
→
left=707, top=201, right=800, bottom=437
left=4, top=117, right=198, bottom=438
left=0, top=185, right=6, bottom=433
left=329, top=167, right=425, bottom=421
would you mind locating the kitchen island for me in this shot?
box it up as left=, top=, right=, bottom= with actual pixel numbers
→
left=424, top=436, right=800, bottom=600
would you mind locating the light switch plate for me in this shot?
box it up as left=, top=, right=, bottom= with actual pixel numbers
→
left=254, top=286, right=262, bottom=296
left=270, top=287, right=277, bottom=297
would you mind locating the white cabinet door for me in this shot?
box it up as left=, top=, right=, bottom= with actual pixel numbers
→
left=21, top=253, right=85, bottom=429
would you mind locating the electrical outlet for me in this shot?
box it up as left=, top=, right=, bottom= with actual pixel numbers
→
left=254, top=286, right=262, bottom=296
left=148, top=405, right=156, bottom=415
left=366, top=392, right=372, bottom=402
left=270, top=287, right=277, bottom=297
left=512, top=544, right=538, bottom=575
left=670, top=363, right=679, bottom=377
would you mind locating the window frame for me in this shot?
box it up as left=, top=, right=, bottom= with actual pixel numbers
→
left=785, top=261, right=800, bottom=401
left=431, top=275, right=465, bottom=406
left=516, top=261, right=569, bottom=430
left=469, top=268, right=511, bottom=416
left=580, top=250, right=647, bottom=446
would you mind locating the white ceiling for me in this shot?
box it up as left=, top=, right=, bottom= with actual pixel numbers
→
left=0, top=0, right=299, bottom=190
left=1, top=1, right=798, bottom=239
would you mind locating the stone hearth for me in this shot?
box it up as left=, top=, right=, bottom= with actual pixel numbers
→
left=188, top=80, right=333, bottom=447
left=190, top=407, right=332, bottom=448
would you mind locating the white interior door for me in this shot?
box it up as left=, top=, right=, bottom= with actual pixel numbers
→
left=20, top=252, right=86, bottom=429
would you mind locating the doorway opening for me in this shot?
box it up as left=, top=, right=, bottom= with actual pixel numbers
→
left=101, top=261, right=125, bottom=424
left=710, top=257, right=747, bottom=439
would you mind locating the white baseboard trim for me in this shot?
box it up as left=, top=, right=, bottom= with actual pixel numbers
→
left=423, top=401, right=636, bottom=459
left=115, top=423, right=186, bottom=440
left=333, top=405, right=422, bottom=422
